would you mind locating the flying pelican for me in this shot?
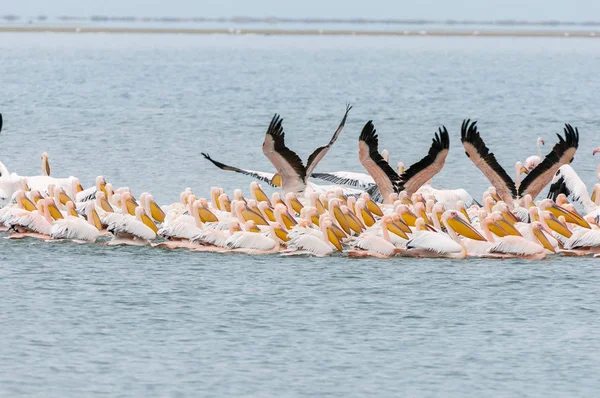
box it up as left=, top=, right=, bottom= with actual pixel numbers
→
left=262, top=104, right=352, bottom=195
left=461, top=120, right=579, bottom=204
left=358, top=121, right=449, bottom=204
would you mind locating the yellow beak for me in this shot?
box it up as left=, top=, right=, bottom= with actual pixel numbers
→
left=488, top=222, right=509, bottom=238
left=141, top=211, right=158, bottom=233
left=47, top=201, right=64, bottom=220
left=21, top=196, right=38, bottom=212
left=360, top=207, right=376, bottom=227
left=327, top=226, right=344, bottom=252
left=533, top=228, right=556, bottom=253
left=281, top=210, right=297, bottom=230
left=331, top=223, right=347, bottom=240
left=59, top=191, right=72, bottom=206
left=345, top=211, right=364, bottom=234
left=497, top=216, right=522, bottom=237
left=333, top=205, right=351, bottom=234
left=125, top=197, right=138, bottom=216
left=314, top=198, right=327, bottom=215
left=365, top=199, right=383, bottom=217
left=91, top=208, right=103, bottom=230
left=502, top=209, right=520, bottom=224
left=68, top=205, right=78, bottom=218
left=520, top=166, right=529, bottom=175
left=387, top=221, right=409, bottom=239
left=100, top=197, right=114, bottom=213
left=198, top=206, right=220, bottom=223
left=401, top=209, right=418, bottom=227
left=290, top=197, right=304, bottom=215
left=310, top=214, right=320, bottom=226
left=75, top=183, right=84, bottom=194
left=262, top=206, right=277, bottom=222
left=545, top=214, right=572, bottom=238
left=273, top=226, right=290, bottom=242
left=548, top=204, right=590, bottom=229
left=447, top=216, right=487, bottom=241
left=459, top=207, right=470, bottom=223
left=270, top=174, right=282, bottom=187
left=253, top=186, right=271, bottom=205
left=149, top=200, right=166, bottom=223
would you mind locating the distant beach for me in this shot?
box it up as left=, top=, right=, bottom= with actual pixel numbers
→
left=1, top=26, right=599, bottom=37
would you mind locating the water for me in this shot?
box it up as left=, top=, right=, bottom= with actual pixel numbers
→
left=1, top=33, right=600, bottom=396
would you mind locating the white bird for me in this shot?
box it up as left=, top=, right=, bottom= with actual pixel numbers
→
left=50, top=202, right=102, bottom=242
left=405, top=210, right=486, bottom=259
left=284, top=219, right=343, bottom=257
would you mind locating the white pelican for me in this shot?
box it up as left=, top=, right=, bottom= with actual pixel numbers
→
left=461, top=120, right=578, bottom=203
left=347, top=216, right=399, bottom=258
left=50, top=202, right=102, bottom=242
left=262, top=105, right=352, bottom=195
left=547, top=165, right=598, bottom=218
left=202, top=152, right=281, bottom=188
left=404, top=210, right=486, bottom=259
left=358, top=121, right=449, bottom=204
left=284, top=219, right=342, bottom=257
left=106, top=193, right=157, bottom=246
left=224, top=221, right=287, bottom=254
left=76, top=176, right=108, bottom=203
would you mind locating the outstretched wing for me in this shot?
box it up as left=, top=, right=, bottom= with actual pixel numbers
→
left=461, top=119, right=517, bottom=203
left=399, top=126, right=450, bottom=196
left=262, top=114, right=307, bottom=193
left=357, top=121, right=402, bottom=204
left=518, top=124, right=579, bottom=199
left=305, top=104, right=352, bottom=178
left=201, top=153, right=277, bottom=187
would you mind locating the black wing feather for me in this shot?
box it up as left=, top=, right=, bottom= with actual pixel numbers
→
left=266, top=114, right=307, bottom=182
left=305, top=104, right=352, bottom=175
left=398, top=126, right=450, bottom=188
left=359, top=121, right=403, bottom=190
left=460, top=119, right=517, bottom=198
left=201, top=152, right=277, bottom=187
left=518, top=124, right=579, bottom=197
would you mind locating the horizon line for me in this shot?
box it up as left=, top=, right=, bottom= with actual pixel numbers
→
left=2, top=15, right=600, bottom=27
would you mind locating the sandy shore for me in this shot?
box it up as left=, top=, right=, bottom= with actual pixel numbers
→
left=0, top=26, right=599, bottom=37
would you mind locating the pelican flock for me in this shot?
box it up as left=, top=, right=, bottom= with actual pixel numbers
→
left=1, top=108, right=599, bottom=259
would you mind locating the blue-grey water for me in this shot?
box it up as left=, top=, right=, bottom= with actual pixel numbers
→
left=1, top=33, right=600, bottom=397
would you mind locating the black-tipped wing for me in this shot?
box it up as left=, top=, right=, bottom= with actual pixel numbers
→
left=357, top=121, right=402, bottom=204
left=546, top=175, right=569, bottom=202
left=201, top=152, right=278, bottom=187
left=305, top=104, right=352, bottom=178
left=310, top=171, right=375, bottom=189
left=461, top=119, right=517, bottom=203
left=0, top=113, right=2, bottom=133
left=399, top=126, right=450, bottom=196
left=262, top=114, right=307, bottom=193
left=518, top=124, right=579, bottom=199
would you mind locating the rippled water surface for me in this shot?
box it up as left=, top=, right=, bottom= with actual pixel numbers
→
left=1, top=33, right=600, bottom=397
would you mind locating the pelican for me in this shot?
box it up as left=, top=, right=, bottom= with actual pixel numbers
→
left=346, top=216, right=400, bottom=258
left=76, top=176, right=108, bottom=203
left=50, top=202, right=102, bottom=242
left=284, top=219, right=342, bottom=257
left=358, top=121, right=449, bottom=204
left=106, top=193, right=157, bottom=245
left=404, top=210, right=486, bottom=258
left=461, top=120, right=579, bottom=203
left=224, top=221, right=287, bottom=254
left=547, top=165, right=599, bottom=217
left=262, top=104, right=352, bottom=195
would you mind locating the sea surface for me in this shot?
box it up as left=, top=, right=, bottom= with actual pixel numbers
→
left=1, top=33, right=600, bottom=397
